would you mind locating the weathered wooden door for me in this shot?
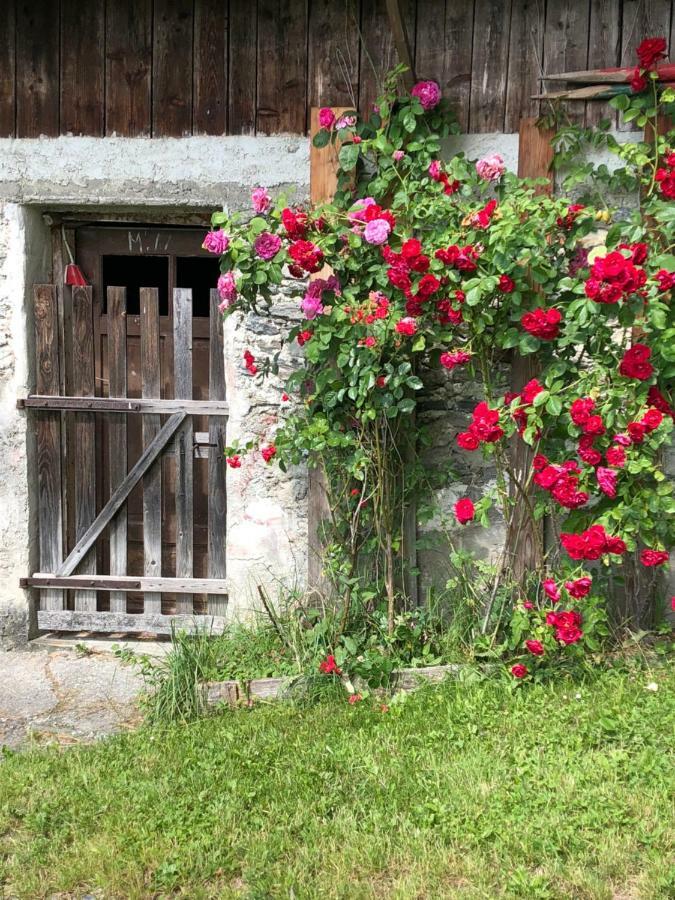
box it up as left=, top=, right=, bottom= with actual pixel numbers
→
left=23, top=227, right=230, bottom=634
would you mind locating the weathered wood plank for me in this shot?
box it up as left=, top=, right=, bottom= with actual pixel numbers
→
left=141, top=288, right=162, bottom=614
left=257, top=0, right=309, bottom=134
left=193, top=0, right=227, bottom=134
left=0, top=0, right=16, bottom=136
left=16, top=0, right=60, bottom=136
left=358, top=0, right=416, bottom=119
left=543, top=0, right=590, bottom=125
left=56, top=413, right=186, bottom=577
left=34, top=285, right=63, bottom=611
left=19, top=395, right=229, bottom=415
left=585, top=0, right=621, bottom=126
left=71, top=286, right=97, bottom=610
left=153, top=0, right=194, bottom=136
left=385, top=0, right=416, bottom=87
left=107, top=287, right=128, bottom=613
left=60, top=0, right=105, bottom=135
left=208, top=289, right=227, bottom=616
left=307, top=0, right=360, bottom=109
left=228, top=0, right=257, bottom=134
left=105, top=0, right=152, bottom=135
left=619, top=0, right=671, bottom=130
left=174, top=288, right=194, bottom=614
left=37, top=609, right=227, bottom=636
left=505, top=0, right=546, bottom=131
left=469, top=0, right=511, bottom=133
left=28, top=574, right=228, bottom=593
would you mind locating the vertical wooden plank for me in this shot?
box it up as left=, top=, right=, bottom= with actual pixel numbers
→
left=517, top=116, right=554, bottom=188
left=16, top=0, right=60, bottom=136
left=34, top=285, right=63, bottom=611
left=0, top=0, right=16, bottom=136
left=193, top=0, right=228, bottom=134
left=107, top=288, right=128, bottom=614
left=153, top=0, right=194, bottom=136
left=256, top=0, right=308, bottom=134
left=105, top=0, right=152, bottom=135
left=504, top=0, right=546, bottom=132
left=60, top=0, right=105, bottom=135
left=174, top=288, right=194, bottom=615
left=620, top=0, right=671, bottom=130
left=358, top=0, right=416, bottom=119
left=469, top=0, right=512, bottom=132
left=208, top=289, right=227, bottom=615
left=141, top=288, right=162, bottom=614
left=585, top=0, right=621, bottom=126
left=71, top=286, right=97, bottom=611
left=542, top=0, right=590, bottom=125
left=415, top=0, right=474, bottom=132
left=228, top=0, right=257, bottom=134
left=307, top=0, right=360, bottom=109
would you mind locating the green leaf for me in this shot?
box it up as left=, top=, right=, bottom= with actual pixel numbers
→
left=248, top=217, right=268, bottom=235
left=398, top=398, right=415, bottom=414
left=545, top=396, right=563, bottom=416
left=312, top=129, right=330, bottom=149
left=338, top=143, right=361, bottom=171
left=412, top=335, right=426, bottom=352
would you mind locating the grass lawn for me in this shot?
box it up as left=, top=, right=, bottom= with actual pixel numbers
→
left=0, top=664, right=673, bottom=899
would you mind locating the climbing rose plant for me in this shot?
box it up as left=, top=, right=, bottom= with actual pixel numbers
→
left=209, top=52, right=674, bottom=678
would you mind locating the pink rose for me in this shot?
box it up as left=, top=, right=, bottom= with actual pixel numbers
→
left=476, top=154, right=505, bottom=182
left=411, top=80, right=441, bottom=111
left=364, top=218, right=391, bottom=245
left=251, top=187, right=271, bottom=214
left=335, top=114, right=356, bottom=130
left=542, top=578, right=561, bottom=603
left=428, top=160, right=442, bottom=179
left=202, top=230, right=230, bottom=254
left=301, top=294, right=323, bottom=320
left=254, top=232, right=282, bottom=260
left=217, top=272, right=237, bottom=309
left=596, top=466, right=618, bottom=498
left=318, top=107, right=336, bottom=129
left=393, top=150, right=405, bottom=161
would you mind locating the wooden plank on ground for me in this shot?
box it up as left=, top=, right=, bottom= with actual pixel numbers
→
left=34, top=285, right=63, bottom=612
left=60, top=0, right=104, bottom=135
left=141, top=288, right=162, bottom=613
left=173, top=288, right=194, bottom=614
left=208, top=289, right=227, bottom=616
left=16, top=0, right=59, bottom=136
left=152, top=0, right=194, bottom=136
left=307, top=0, right=360, bottom=109
left=107, top=287, right=128, bottom=613
left=469, top=0, right=511, bottom=132
left=105, top=0, right=152, bottom=135
left=37, top=610, right=227, bottom=636
left=256, top=0, right=309, bottom=134
left=72, top=286, right=97, bottom=610
left=542, top=0, right=590, bottom=125
left=505, top=0, right=546, bottom=131
left=193, top=0, right=227, bottom=134
left=228, top=0, right=257, bottom=134
left=358, top=0, right=416, bottom=119
left=56, top=413, right=185, bottom=577
left=19, top=395, right=230, bottom=415
left=0, top=0, right=16, bottom=136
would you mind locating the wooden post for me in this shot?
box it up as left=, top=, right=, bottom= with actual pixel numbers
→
left=173, top=288, right=194, bottom=615
left=207, top=288, right=227, bottom=616
left=107, top=287, right=128, bottom=613
left=384, top=0, right=416, bottom=88
left=140, top=287, right=162, bottom=615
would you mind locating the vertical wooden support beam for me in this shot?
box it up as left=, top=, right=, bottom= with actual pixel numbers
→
left=71, top=286, right=97, bottom=611
left=173, top=288, right=194, bottom=614
left=207, top=289, right=227, bottom=616
left=107, top=287, right=128, bottom=613
left=141, top=288, right=162, bottom=614
left=384, top=0, right=416, bottom=88
left=34, top=285, right=63, bottom=611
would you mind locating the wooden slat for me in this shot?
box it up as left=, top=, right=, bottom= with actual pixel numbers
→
left=19, top=395, right=229, bottom=415
left=16, top=0, right=60, bottom=136
left=56, top=413, right=186, bottom=577
left=307, top=0, right=360, bottom=109
left=152, top=0, right=194, bottom=136
left=0, top=0, right=16, bottom=136
left=385, top=0, right=416, bottom=87
left=585, top=0, right=621, bottom=126
left=105, top=0, right=152, bottom=135
left=34, top=286, right=63, bottom=612
left=107, top=288, right=128, bottom=613
left=256, top=0, right=309, bottom=134
left=505, top=0, right=546, bottom=131
left=228, top=0, right=257, bottom=134
left=72, top=286, right=97, bottom=610
left=619, top=0, right=672, bottom=130
left=543, top=0, right=590, bottom=125
left=141, top=288, right=162, bottom=613
left=193, top=0, right=227, bottom=134
left=173, top=288, right=194, bottom=614
left=208, top=289, right=227, bottom=616
left=517, top=116, right=555, bottom=189
left=469, top=0, right=511, bottom=132
left=28, top=574, right=228, bottom=593
left=358, top=0, right=416, bottom=119
left=37, top=609, right=227, bottom=636
left=60, top=0, right=105, bottom=135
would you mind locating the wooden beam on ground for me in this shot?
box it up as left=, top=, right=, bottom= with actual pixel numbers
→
left=37, top=610, right=227, bottom=636
left=18, top=395, right=229, bottom=415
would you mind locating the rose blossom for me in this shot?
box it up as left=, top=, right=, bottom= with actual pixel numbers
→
left=596, top=466, right=618, bottom=498
left=254, top=232, right=282, bottom=260
left=454, top=498, right=475, bottom=524
left=335, top=114, right=356, bottom=129
left=475, top=153, right=505, bottom=182
left=565, top=576, right=592, bottom=599
left=619, top=344, right=654, bottom=381
left=226, top=455, right=241, bottom=469
left=395, top=317, right=417, bottom=336
left=542, top=579, right=561, bottom=603
left=605, top=446, right=626, bottom=468
left=525, top=639, right=544, bottom=657
left=440, top=350, right=471, bottom=371
left=251, top=186, right=271, bottom=214
left=364, top=218, right=391, bottom=245
left=393, top=150, right=405, bottom=161
left=640, top=549, right=669, bottom=567
left=301, top=294, right=323, bottom=320
left=511, top=663, right=528, bottom=678
left=202, top=230, right=230, bottom=254
left=318, top=107, right=336, bottom=129
left=261, top=445, right=276, bottom=463
left=217, top=272, right=237, bottom=309
left=411, top=80, right=441, bottom=110
left=636, top=37, right=667, bottom=69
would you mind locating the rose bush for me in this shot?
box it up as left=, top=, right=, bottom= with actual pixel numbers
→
left=208, top=52, right=674, bottom=681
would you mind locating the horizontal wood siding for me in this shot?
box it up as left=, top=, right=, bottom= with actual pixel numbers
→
left=1, top=0, right=673, bottom=137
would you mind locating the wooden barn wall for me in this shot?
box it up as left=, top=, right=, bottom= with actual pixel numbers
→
left=0, top=0, right=673, bottom=138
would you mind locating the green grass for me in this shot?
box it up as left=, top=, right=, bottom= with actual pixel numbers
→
left=1, top=664, right=673, bottom=899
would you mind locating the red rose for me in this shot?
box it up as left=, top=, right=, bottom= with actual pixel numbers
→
left=525, top=639, right=544, bottom=656
left=605, top=446, right=626, bottom=468
left=511, top=663, right=528, bottom=679
left=636, top=37, right=667, bottom=70
left=647, top=386, right=675, bottom=419
left=630, top=66, right=648, bottom=93
left=226, top=455, right=241, bottom=469
left=640, top=549, right=669, bottom=567
left=289, top=239, right=324, bottom=274
left=281, top=207, right=308, bottom=239
left=454, top=497, right=475, bottom=524
left=555, top=624, right=583, bottom=645
left=570, top=397, right=595, bottom=426
left=395, top=317, right=417, bottom=336
left=521, top=307, right=562, bottom=340
left=319, top=654, right=342, bottom=675
left=532, top=453, right=548, bottom=471
left=583, top=414, right=606, bottom=436
left=542, top=578, right=561, bottom=602
left=627, top=421, right=646, bottom=444
left=456, top=430, right=480, bottom=451
left=619, top=344, right=654, bottom=381
left=261, top=445, right=277, bottom=463
left=498, top=274, right=515, bottom=293
left=641, top=408, right=663, bottom=432
left=565, top=576, right=592, bottom=599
